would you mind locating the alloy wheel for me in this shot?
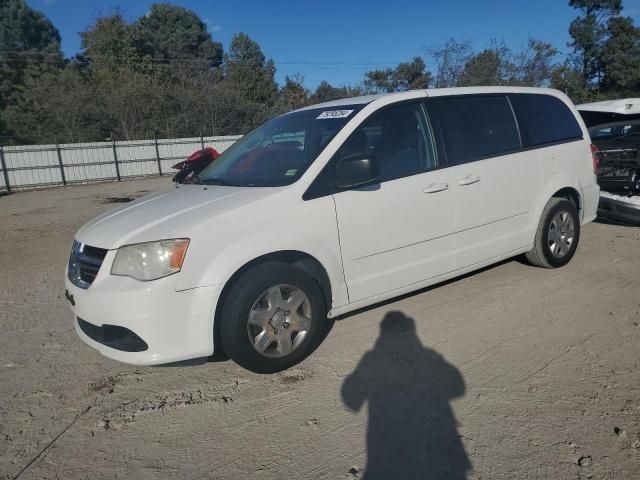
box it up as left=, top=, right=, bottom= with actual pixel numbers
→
left=246, top=284, right=312, bottom=358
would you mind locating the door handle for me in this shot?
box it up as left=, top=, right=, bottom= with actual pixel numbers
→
left=423, top=182, right=449, bottom=194
left=457, top=175, right=481, bottom=186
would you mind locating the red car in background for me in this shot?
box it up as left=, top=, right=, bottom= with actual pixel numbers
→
left=172, top=147, right=220, bottom=184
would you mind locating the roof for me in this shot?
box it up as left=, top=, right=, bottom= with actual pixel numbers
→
left=577, top=98, right=640, bottom=115
left=292, top=92, right=398, bottom=111
left=426, top=86, right=565, bottom=98
left=294, top=86, right=570, bottom=113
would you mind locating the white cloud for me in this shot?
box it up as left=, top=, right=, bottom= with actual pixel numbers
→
left=205, top=19, right=221, bottom=33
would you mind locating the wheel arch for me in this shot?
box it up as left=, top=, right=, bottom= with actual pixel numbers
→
left=527, top=179, right=583, bottom=244
left=552, top=186, right=582, bottom=213
left=212, top=250, right=333, bottom=355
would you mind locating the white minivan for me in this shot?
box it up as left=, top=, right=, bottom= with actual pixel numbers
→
left=65, top=87, right=599, bottom=373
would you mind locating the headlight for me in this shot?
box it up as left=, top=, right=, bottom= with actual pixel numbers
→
left=111, top=239, right=190, bottom=281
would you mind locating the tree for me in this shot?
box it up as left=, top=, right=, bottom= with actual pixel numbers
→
left=278, top=74, right=309, bottom=111
left=96, top=66, right=168, bottom=140
left=364, top=67, right=394, bottom=93
left=455, top=39, right=558, bottom=88
left=364, top=57, right=431, bottom=93
left=0, top=0, right=63, bottom=107
left=0, top=0, right=63, bottom=143
left=551, top=59, right=592, bottom=102
left=79, top=13, right=166, bottom=140
left=427, top=39, right=472, bottom=88
left=599, top=16, right=640, bottom=95
left=135, top=3, right=223, bottom=75
left=568, top=0, right=622, bottom=86
left=224, top=33, right=278, bottom=106
left=2, top=63, right=108, bottom=143
left=310, top=81, right=362, bottom=103
left=506, top=38, right=558, bottom=86
left=0, top=115, right=8, bottom=142
left=80, top=13, right=150, bottom=71
left=457, top=46, right=508, bottom=86
left=393, top=57, right=432, bottom=90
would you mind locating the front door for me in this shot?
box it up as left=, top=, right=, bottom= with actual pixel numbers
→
left=332, top=102, right=455, bottom=303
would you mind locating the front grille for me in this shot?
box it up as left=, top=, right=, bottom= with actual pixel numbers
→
left=77, top=318, right=148, bottom=352
left=68, top=240, right=108, bottom=289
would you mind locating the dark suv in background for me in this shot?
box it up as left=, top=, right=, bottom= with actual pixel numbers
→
left=578, top=99, right=640, bottom=225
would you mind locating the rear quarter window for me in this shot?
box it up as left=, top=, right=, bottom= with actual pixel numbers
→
left=509, top=94, right=583, bottom=147
left=428, top=95, right=521, bottom=164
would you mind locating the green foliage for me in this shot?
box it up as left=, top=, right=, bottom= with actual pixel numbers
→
left=4, top=0, right=640, bottom=145
left=2, top=63, right=107, bottom=143
left=80, top=13, right=141, bottom=68
left=507, top=39, right=558, bottom=86
left=550, top=59, right=595, bottom=103
left=0, top=0, right=63, bottom=105
left=454, top=39, right=557, bottom=87
left=569, top=0, right=622, bottom=16
left=279, top=75, right=310, bottom=112
left=77, top=13, right=165, bottom=140
left=458, top=48, right=505, bottom=86
left=568, top=0, right=622, bottom=86
left=428, top=39, right=472, bottom=88
left=364, top=57, right=431, bottom=93
left=225, top=33, right=278, bottom=105
left=599, top=16, right=640, bottom=95
left=0, top=0, right=63, bottom=142
left=310, top=81, right=362, bottom=103
left=135, top=3, right=223, bottom=74
left=560, top=0, right=640, bottom=100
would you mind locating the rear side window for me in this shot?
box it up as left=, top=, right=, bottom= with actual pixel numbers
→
left=428, top=95, right=521, bottom=164
left=509, top=94, right=583, bottom=147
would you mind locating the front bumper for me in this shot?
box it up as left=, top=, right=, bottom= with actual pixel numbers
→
left=65, top=250, right=219, bottom=365
left=598, top=191, right=640, bottom=225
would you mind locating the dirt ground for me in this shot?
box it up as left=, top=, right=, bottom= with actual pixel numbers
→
left=1, top=177, right=639, bottom=480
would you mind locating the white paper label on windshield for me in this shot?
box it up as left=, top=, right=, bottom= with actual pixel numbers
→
left=316, top=109, right=354, bottom=119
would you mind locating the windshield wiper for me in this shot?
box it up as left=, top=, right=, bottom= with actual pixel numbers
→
left=199, top=177, right=239, bottom=187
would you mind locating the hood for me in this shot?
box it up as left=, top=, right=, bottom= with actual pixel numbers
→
left=76, top=184, right=284, bottom=249
left=577, top=99, right=640, bottom=128
left=577, top=98, right=640, bottom=115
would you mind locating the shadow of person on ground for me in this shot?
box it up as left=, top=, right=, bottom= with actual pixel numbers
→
left=341, top=311, right=471, bottom=479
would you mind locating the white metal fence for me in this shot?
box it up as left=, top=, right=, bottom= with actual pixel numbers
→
left=0, top=135, right=241, bottom=192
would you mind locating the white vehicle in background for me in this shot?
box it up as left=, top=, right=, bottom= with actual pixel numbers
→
left=578, top=98, right=640, bottom=225
left=65, top=87, right=599, bottom=373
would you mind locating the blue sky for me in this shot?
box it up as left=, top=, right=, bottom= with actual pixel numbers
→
left=29, top=0, right=640, bottom=89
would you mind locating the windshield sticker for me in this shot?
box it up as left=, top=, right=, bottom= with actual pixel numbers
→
left=316, top=109, right=354, bottom=120
left=285, top=169, right=298, bottom=176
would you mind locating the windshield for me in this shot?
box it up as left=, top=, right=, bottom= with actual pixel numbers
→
left=197, top=105, right=365, bottom=187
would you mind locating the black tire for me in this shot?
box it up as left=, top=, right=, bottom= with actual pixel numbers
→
left=220, top=261, right=333, bottom=374
left=526, top=197, right=580, bottom=268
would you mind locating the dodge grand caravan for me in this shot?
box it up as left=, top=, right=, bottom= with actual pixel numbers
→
left=65, top=87, right=599, bottom=373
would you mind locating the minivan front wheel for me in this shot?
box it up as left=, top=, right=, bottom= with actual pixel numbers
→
left=220, top=261, right=333, bottom=373
left=526, top=197, right=580, bottom=268
left=247, top=284, right=312, bottom=358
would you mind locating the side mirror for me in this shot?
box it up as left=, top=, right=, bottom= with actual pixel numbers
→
left=334, top=154, right=379, bottom=189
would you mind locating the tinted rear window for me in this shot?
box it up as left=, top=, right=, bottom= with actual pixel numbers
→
left=509, top=94, right=583, bottom=147
left=428, top=95, right=521, bottom=164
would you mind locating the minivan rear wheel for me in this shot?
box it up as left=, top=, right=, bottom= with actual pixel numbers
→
left=220, top=261, right=333, bottom=373
left=526, top=197, right=580, bottom=268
